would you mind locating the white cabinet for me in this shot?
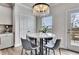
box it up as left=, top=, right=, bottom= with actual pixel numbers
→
left=0, top=6, right=12, bottom=25
left=0, top=33, right=13, bottom=49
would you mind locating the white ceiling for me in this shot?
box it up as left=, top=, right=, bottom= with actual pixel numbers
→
left=21, top=3, right=59, bottom=9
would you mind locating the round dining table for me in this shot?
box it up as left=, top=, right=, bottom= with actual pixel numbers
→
left=27, top=33, right=56, bottom=55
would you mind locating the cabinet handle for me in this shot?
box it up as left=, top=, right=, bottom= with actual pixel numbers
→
left=0, top=38, right=1, bottom=44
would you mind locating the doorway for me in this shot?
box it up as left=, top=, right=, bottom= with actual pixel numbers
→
left=67, top=9, right=79, bottom=52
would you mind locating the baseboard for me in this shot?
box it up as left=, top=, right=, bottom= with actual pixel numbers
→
left=60, top=48, right=79, bottom=53
left=0, top=46, right=14, bottom=50
left=14, top=43, right=21, bottom=47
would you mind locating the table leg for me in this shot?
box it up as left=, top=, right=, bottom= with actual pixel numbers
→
left=35, top=38, right=37, bottom=55
left=40, top=38, right=43, bottom=55
left=45, top=39, right=47, bottom=55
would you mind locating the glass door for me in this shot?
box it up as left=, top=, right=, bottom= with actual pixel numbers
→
left=67, top=9, right=79, bottom=52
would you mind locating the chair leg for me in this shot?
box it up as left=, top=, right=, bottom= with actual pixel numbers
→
left=45, top=39, right=48, bottom=55
left=35, top=39, right=37, bottom=55
left=46, top=48, right=48, bottom=55
left=35, top=49, right=37, bottom=55
left=59, top=48, right=61, bottom=55
left=21, top=48, right=23, bottom=55
left=48, top=49, right=50, bottom=55
left=31, top=50, right=33, bottom=55
left=53, top=49, right=55, bottom=55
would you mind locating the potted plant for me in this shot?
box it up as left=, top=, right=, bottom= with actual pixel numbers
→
left=39, top=26, right=48, bottom=33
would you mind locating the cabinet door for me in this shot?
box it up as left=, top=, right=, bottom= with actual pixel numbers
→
left=0, top=6, right=12, bottom=25
left=5, top=34, right=13, bottom=47
left=0, top=36, right=7, bottom=49
left=0, top=34, right=13, bottom=49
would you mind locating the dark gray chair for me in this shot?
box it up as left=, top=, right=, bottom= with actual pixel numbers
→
left=44, top=39, right=61, bottom=55
left=44, top=37, right=53, bottom=43
left=28, top=37, right=38, bottom=55
left=44, top=37, right=53, bottom=54
left=21, top=38, right=38, bottom=55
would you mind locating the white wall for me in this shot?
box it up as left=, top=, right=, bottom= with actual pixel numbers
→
left=52, top=3, right=79, bottom=48
left=36, top=16, right=42, bottom=32
left=13, top=3, right=36, bottom=47
left=13, top=3, right=79, bottom=49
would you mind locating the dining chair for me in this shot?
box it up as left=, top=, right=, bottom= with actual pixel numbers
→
left=28, top=37, right=38, bottom=55
left=44, top=37, right=53, bottom=44
left=44, top=37, right=53, bottom=54
left=26, top=34, right=37, bottom=44
left=21, top=38, right=38, bottom=55
left=44, top=39, right=61, bottom=55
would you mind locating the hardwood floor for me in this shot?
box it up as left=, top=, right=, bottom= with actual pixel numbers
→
left=0, top=47, right=79, bottom=55
left=0, top=47, right=22, bottom=55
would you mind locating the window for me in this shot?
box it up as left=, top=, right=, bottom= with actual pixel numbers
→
left=42, top=16, right=52, bottom=29
left=71, top=13, right=79, bottom=28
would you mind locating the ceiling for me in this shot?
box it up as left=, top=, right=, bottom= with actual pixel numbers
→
left=1, top=3, right=60, bottom=9
left=21, top=3, right=59, bottom=9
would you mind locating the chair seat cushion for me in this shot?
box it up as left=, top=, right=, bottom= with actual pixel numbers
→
left=44, top=40, right=55, bottom=48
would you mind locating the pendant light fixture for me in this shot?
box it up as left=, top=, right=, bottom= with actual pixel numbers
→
left=33, top=3, right=50, bottom=16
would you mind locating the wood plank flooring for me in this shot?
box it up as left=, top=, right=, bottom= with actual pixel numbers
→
left=0, top=47, right=79, bottom=55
